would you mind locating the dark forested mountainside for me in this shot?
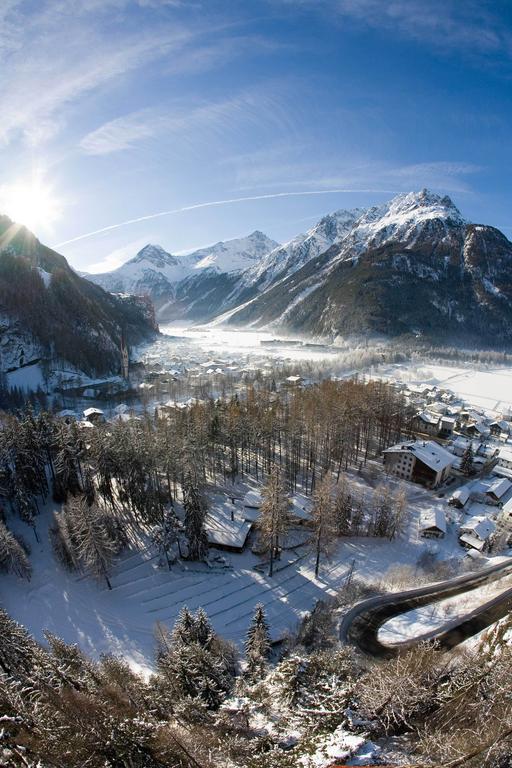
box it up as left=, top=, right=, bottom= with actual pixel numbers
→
left=0, top=215, right=158, bottom=377
left=227, top=193, right=512, bottom=347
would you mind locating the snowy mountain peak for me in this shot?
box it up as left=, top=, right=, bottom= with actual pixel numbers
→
left=188, top=231, right=279, bottom=274
left=130, top=244, right=180, bottom=268
left=384, top=188, right=464, bottom=221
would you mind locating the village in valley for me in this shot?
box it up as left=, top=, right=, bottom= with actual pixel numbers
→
left=5, top=326, right=512, bottom=679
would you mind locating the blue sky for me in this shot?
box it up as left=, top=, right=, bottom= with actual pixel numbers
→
left=0, top=0, right=511, bottom=272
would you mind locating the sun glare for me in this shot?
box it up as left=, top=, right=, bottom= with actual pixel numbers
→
left=0, top=175, right=63, bottom=234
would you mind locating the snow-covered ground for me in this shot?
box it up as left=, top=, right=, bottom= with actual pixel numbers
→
left=1, top=473, right=469, bottom=674
left=376, top=362, right=512, bottom=414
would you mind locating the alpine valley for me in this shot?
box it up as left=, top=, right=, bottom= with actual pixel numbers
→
left=87, top=189, right=512, bottom=347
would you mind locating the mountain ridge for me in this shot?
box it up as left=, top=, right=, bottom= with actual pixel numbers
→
left=0, top=216, right=158, bottom=380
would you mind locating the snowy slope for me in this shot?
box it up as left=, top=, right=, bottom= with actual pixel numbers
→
left=87, top=232, right=279, bottom=308
left=223, top=189, right=512, bottom=346
left=187, top=230, right=278, bottom=274
left=240, top=209, right=362, bottom=291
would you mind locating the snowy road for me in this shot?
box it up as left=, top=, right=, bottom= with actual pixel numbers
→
left=340, top=557, right=512, bottom=657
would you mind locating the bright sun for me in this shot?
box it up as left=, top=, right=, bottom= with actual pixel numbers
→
left=0, top=175, right=63, bottom=234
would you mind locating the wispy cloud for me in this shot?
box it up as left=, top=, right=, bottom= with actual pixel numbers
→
left=80, top=87, right=295, bottom=155
left=278, top=0, right=512, bottom=60
left=0, top=2, right=199, bottom=147
left=221, top=147, right=482, bottom=195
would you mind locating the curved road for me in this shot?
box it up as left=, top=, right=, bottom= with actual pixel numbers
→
left=340, top=557, right=512, bottom=658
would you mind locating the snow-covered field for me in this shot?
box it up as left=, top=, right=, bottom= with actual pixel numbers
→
left=1, top=474, right=466, bottom=674
left=377, top=362, right=512, bottom=414
left=146, top=324, right=341, bottom=367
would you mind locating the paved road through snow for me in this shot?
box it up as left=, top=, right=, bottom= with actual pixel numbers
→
left=340, top=557, right=512, bottom=657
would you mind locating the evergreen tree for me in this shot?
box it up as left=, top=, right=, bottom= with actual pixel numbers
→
left=0, top=608, right=41, bottom=677
left=461, top=443, right=475, bottom=477
left=0, top=520, right=31, bottom=580
left=245, top=603, right=271, bottom=681
left=156, top=608, right=234, bottom=710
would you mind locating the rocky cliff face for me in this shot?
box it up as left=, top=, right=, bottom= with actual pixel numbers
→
left=225, top=191, right=512, bottom=347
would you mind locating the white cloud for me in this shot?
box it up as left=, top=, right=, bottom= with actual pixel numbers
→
left=0, top=2, right=195, bottom=147
left=280, top=0, right=511, bottom=59
left=80, top=87, right=294, bottom=155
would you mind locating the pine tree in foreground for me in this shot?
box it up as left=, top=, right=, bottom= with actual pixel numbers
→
left=245, top=603, right=271, bottom=681
left=156, top=607, right=235, bottom=710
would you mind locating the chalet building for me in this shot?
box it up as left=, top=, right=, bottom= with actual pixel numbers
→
left=419, top=509, right=447, bottom=538
left=485, top=478, right=512, bottom=506
left=466, top=422, right=489, bottom=440
left=459, top=516, right=496, bottom=552
left=83, top=407, right=105, bottom=424
left=490, top=420, right=510, bottom=438
left=449, top=485, right=471, bottom=509
left=383, top=440, right=454, bottom=489
left=438, top=415, right=456, bottom=438
left=498, top=448, right=512, bottom=471
left=412, top=411, right=439, bottom=436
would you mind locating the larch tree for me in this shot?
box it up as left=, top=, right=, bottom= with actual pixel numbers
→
left=334, top=472, right=352, bottom=536
left=183, top=473, right=208, bottom=561
left=311, top=473, right=337, bottom=577
left=66, top=496, right=118, bottom=590
left=259, top=464, right=291, bottom=577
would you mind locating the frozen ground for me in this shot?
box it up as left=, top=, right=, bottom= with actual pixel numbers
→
left=143, top=324, right=343, bottom=368
left=0, top=473, right=469, bottom=674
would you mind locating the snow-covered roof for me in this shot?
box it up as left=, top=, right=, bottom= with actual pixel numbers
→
left=384, top=440, right=454, bottom=472
left=419, top=508, right=447, bottom=534
left=114, top=403, right=128, bottom=414
left=243, top=490, right=262, bottom=508
left=486, top=478, right=512, bottom=500
left=450, top=486, right=471, bottom=505
left=416, top=411, right=439, bottom=425
left=493, top=465, right=512, bottom=480
left=459, top=532, right=486, bottom=552
left=83, top=407, right=104, bottom=417
left=460, top=515, right=496, bottom=541
left=204, top=509, right=252, bottom=549
left=499, top=448, right=512, bottom=464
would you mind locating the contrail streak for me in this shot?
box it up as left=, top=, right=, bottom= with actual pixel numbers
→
left=54, top=188, right=396, bottom=247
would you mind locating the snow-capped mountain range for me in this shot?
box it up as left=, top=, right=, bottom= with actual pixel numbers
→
left=87, top=190, right=512, bottom=346
left=88, top=231, right=278, bottom=313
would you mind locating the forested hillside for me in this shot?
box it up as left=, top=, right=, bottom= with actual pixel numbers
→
left=0, top=216, right=158, bottom=377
